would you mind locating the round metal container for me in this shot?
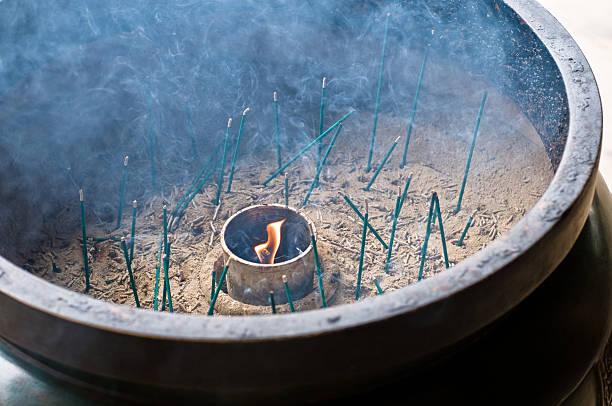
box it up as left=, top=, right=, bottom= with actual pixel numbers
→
left=0, top=0, right=604, bottom=404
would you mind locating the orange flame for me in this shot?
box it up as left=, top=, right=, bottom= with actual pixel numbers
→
left=254, top=219, right=286, bottom=264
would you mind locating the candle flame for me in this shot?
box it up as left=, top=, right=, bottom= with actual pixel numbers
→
left=254, top=219, right=286, bottom=264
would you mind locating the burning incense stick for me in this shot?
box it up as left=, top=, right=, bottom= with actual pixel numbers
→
left=185, top=102, right=200, bottom=161
left=384, top=195, right=401, bottom=273
left=211, top=270, right=216, bottom=299
left=309, top=224, right=327, bottom=308
left=300, top=124, right=343, bottom=208
left=317, top=77, right=327, bottom=169
left=153, top=232, right=162, bottom=311
left=79, top=189, right=90, bottom=292
left=456, top=92, right=487, bottom=213
left=418, top=193, right=436, bottom=281
left=433, top=194, right=450, bottom=269
left=356, top=200, right=369, bottom=300
left=282, top=274, right=295, bottom=312
left=129, top=200, right=137, bottom=263
left=374, top=279, right=384, bottom=295
left=343, top=195, right=388, bottom=250
left=364, top=136, right=400, bottom=191
left=215, top=118, right=232, bottom=206
left=366, top=12, right=391, bottom=173
left=263, top=110, right=354, bottom=186
left=269, top=291, right=277, bottom=314
left=121, top=237, right=140, bottom=308
left=208, top=260, right=229, bottom=315
left=115, top=155, right=128, bottom=230
left=274, top=91, right=282, bottom=170
left=284, top=173, right=289, bottom=207
left=227, top=107, right=250, bottom=193
left=456, top=212, right=475, bottom=247
left=147, top=85, right=157, bottom=188
left=400, top=47, right=429, bottom=168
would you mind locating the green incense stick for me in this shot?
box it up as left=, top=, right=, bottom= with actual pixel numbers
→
left=115, top=155, right=128, bottom=229
left=208, top=262, right=229, bottom=315
left=185, top=102, right=200, bottom=161
left=343, top=195, right=388, bottom=250
left=129, top=200, right=137, bottom=263
left=79, top=189, right=90, bottom=292
left=161, top=252, right=173, bottom=312
left=310, top=226, right=327, bottom=308
left=211, top=270, right=216, bottom=299
left=153, top=232, right=162, bottom=311
left=284, top=173, right=289, bottom=207
left=227, top=107, right=250, bottom=193
left=269, top=291, right=277, bottom=314
left=282, top=275, right=295, bottom=312
left=121, top=238, right=140, bottom=307
left=418, top=193, right=436, bottom=281
left=398, top=173, right=413, bottom=213
left=384, top=195, right=401, bottom=274
left=316, top=77, right=327, bottom=176
left=274, top=91, right=282, bottom=170
left=355, top=202, right=369, bottom=300
left=300, top=124, right=343, bottom=208
left=374, top=279, right=384, bottom=295
left=215, top=118, right=232, bottom=206
left=400, top=47, right=429, bottom=168
left=456, top=213, right=475, bottom=247
left=456, top=92, right=487, bottom=214
left=433, top=194, right=450, bottom=268
left=147, top=85, right=156, bottom=188
left=52, top=262, right=59, bottom=273
left=263, top=110, right=354, bottom=186
left=366, top=12, right=391, bottom=173
left=364, top=136, right=400, bottom=191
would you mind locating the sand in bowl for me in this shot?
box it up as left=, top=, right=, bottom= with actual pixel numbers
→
left=24, top=76, right=553, bottom=315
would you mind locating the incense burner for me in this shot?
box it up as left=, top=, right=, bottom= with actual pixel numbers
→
left=0, top=0, right=608, bottom=404
left=221, top=204, right=315, bottom=306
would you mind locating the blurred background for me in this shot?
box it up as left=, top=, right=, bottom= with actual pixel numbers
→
left=537, top=0, right=612, bottom=185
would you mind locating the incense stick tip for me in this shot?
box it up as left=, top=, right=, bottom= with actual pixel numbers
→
left=273, top=91, right=278, bottom=102
left=242, top=107, right=250, bottom=116
left=132, top=200, right=137, bottom=208
left=282, top=274, right=288, bottom=284
left=394, top=136, right=401, bottom=143
left=322, top=77, right=327, bottom=88
left=79, top=189, right=84, bottom=202
left=123, top=156, right=129, bottom=166
left=227, top=117, right=232, bottom=128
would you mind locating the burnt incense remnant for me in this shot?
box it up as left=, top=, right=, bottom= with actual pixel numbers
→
left=215, top=118, right=232, bottom=206
left=366, top=12, right=391, bottom=173
left=115, top=155, right=128, bottom=230
left=365, top=136, right=400, bottom=191
left=79, top=189, right=90, bottom=292
left=121, top=237, right=140, bottom=308
left=456, top=92, right=487, bottom=213
left=227, top=107, right=250, bottom=193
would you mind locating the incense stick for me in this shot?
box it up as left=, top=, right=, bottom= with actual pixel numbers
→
left=185, top=102, right=200, bottom=161
left=384, top=195, right=401, bottom=273
left=398, top=173, right=413, bottom=213
left=300, top=124, right=343, bottom=208
left=121, top=238, right=140, bottom=308
left=418, top=193, right=436, bottom=281
left=161, top=206, right=173, bottom=312
left=374, top=279, right=384, bottom=295
left=263, top=110, right=354, bottom=186
left=215, top=118, right=232, bottom=206
left=79, top=189, right=90, bottom=292
left=269, top=291, right=277, bottom=314
left=153, top=232, right=162, bottom=311
left=274, top=91, right=282, bottom=170
left=355, top=200, right=369, bottom=300
left=115, top=155, right=128, bottom=230
left=211, top=270, right=216, bottom=300
left=343, top=195, right=388, bottom=250
left=366, top=13, right=391, bottom=173
left=282, top=275, right=295, bottom=312
left=456, top=212, right=475, bottom=247
left=227, top=107, right=250, bottom=193
left=456, top=92, right=487, bottom=213
left=433, top=194, right=450, bottom=268
left=208, top=261, right=229, bottom=315
left=129, top=200, right=137, bottom=264
left=310, top=225, right=327, bottom=308
left=317, top=77, right=327, bottom=176
left=364, top=136, right=400, bottom=191
left=147, top=85, right=156, bottom=188
left=52, top=262, right=59, bottom=273
left=400, top=47, right=429, bottom=168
